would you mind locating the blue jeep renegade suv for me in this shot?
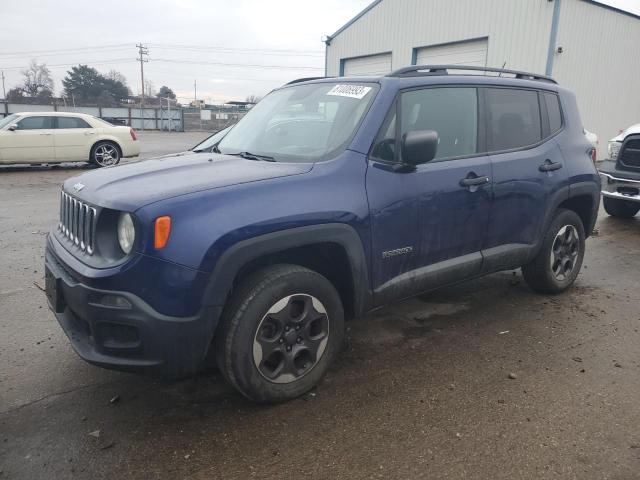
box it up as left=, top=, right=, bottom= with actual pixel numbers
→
left=45, top=65, right=600, bottom=402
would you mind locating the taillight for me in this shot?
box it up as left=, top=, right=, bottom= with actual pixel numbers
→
left=130, top=128, right=138, bottom=141
left=590, top=147, right=597, bottom=165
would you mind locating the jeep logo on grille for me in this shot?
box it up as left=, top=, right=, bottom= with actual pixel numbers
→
left=73, top=183, right=85, bottom=192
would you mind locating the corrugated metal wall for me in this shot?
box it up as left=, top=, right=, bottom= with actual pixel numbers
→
left=326, top=0, right=555, bottom=76
left=327, top=0, right=640, bottom=157
left=554, top=0, right=640, bottom=155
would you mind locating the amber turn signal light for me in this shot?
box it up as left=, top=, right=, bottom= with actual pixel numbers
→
left=154, top=216, right=171, bottom=249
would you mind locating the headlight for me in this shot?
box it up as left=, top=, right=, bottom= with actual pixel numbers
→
left=117, top=213, right=135, bottom=254
left=608, top=140, right=621, bottom=160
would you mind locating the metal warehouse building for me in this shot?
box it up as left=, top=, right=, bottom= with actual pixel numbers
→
left=324, top=0, right=640, bottom=157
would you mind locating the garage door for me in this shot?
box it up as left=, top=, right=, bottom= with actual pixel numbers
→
left=415, top=39, right=488, bottom=68
left=342, top=53, right=392, bottom=76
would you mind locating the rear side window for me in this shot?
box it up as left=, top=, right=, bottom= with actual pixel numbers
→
left=543, top=92, right=562, bottom=134
left=400, top=87, right=477, bottom=160
left=56, top=116, right=91, bottom=129
left=16, top=116, right=53, bottom=130
left=485, top=88, right=542, bottom=151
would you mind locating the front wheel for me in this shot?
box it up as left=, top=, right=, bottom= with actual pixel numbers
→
left=522, top=209, right=585, bottom=294
left=215, top=264, right=344, bottom=403
left=91, top=141, right=121, bottom=167
left=603, top=197, right=640, bottom=218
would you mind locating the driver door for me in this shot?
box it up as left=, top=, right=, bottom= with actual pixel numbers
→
left=366, top=87, right=492, bottom=306
left=1, top=115, right=55, bottom=163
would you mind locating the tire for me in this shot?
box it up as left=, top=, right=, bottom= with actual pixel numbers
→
left=215, top=264, right=345, bottom=403
left=522, top=209, right=585, bottom=294
left=91, top=141, right=121, bottom=167
left=603, top=197, right=640, bottom=218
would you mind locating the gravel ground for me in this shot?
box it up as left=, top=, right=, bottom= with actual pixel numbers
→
left=0, top=137, right=639, bottom=479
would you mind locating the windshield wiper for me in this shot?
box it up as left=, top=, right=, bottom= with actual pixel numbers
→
left=227, top=151, right=276, bottom=162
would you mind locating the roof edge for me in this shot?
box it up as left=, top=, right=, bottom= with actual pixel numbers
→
left=581, top=0, right=640, bottom=21
left=327, top=0, right=383, bottom=41
left=325, top=0, right=640, bottom=44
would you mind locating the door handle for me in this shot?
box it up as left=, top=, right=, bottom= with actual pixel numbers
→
left=39, top=133, right=52, bottom=136
left=459, top=175, right=490, bottom=187
left=539, top=159, right=563, bottom=172
left=84, top=131, right=96, bottom=135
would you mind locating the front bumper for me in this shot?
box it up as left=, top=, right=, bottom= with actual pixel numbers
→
left=45, top=236, right=221, bottom=377
left=599, top=172, right=640, bottom=204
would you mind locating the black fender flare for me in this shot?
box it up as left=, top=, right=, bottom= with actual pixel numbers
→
left=202, top=223, right=372, bottom=317
left=569, top=180, right=601, bottom=235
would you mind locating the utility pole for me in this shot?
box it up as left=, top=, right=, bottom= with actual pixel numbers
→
left=194, top=80, right=197, bottom=105
left=1, top=70, right=6, bottom=100
left=136, top=43, right=149, bottom=130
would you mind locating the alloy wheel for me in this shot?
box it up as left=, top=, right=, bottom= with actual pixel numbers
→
left=550, top=225, right=580, bottom=280
left=253, top=294, right=330, bottom=384
left=94, top=144, right=119, bottom=166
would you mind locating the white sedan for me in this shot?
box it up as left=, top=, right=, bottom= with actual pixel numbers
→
left=0, top=112, right=140, bottom=166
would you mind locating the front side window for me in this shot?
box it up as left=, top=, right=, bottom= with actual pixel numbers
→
left=486, top=88, right=542, bottom=151
left=16, top=116, right=53, bottom=130
left=217, top=82, right=378, bottom=163
left=0, top=114, right=19, bottom=129
left=400, top=87, right=478, bottom=160
left=56, top=116, right=91, bottom=129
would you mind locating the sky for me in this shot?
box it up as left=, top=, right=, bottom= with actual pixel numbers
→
left=0, top=0, right=638, bottom=104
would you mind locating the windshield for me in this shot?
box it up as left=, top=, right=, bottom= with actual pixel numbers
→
left=217, top=82, right=378, bottom=162
left=192, top=125, right=233, bottom=152
left=0, top=114, right=19, bottom=130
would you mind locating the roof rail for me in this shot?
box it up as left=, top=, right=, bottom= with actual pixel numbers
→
left=284, top=76, right=329, bottom=86
left=387, top=65, right=557, bottom=84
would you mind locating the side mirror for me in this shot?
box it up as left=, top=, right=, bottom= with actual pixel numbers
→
left=401, top=130, right=438, bottom=166
left=8, top=124, right=18, bottom=131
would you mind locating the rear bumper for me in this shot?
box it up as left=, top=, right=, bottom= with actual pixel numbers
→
left=121, top=140, right=141, bottom=158
left=45, top=236, right=221, bottom=377
left=599, top=172, right=640, bottom=204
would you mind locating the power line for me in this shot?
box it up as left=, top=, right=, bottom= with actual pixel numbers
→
left=0, top=58, right=137, bottom=71
left=148, top=43, right=323, bottom=57
left=0, top=44, right=132, bottom=58
left=152, top=58, right=323, bottom=70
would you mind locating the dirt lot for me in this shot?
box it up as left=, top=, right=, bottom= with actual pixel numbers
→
left=1, top=135, right=639, bottom=479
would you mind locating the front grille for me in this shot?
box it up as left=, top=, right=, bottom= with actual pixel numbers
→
left=58, top=191, right=97, bottom=254
left=619, top=138, right=640, bottom=169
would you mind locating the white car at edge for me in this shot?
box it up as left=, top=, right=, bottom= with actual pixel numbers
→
left=608, top=123, right=640, bottom=160
left=0, top=112, right=140, bottom=166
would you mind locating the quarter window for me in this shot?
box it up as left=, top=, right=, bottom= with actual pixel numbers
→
left=56, top=116, right=91, bottom=129
left=543, top=92, right=562, bottom=134
left=16, top=116, right=53, bottom=130
left=400, top=87, right=478, bottom=160
left=485, top=88, right=542, bottom=151
left=370, top=104, right=397, bottom=162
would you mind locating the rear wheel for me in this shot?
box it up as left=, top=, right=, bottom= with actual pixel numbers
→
left=522, top=209, right=585, bottom=294
left=215, top=264, right=344, bottom=403
left=603, top=197, right=640, bottom=218
left=91, top=141, right=121, bottom=167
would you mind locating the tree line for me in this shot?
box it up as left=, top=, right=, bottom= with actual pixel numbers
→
left=6, top=60, right=176, bottom=106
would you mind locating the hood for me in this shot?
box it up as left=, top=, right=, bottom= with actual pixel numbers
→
left=64, top=152, right=313, bottom=211
left=612, top=123, right=640, bottom=142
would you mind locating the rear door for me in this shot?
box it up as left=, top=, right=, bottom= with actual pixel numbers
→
left=482, top=87, right=569, bottom=272
left=366, top=86, right=492, bottom=305
left=54, top=116, right=95, bottom=161
left=1, top=116, right=54, bottom=163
